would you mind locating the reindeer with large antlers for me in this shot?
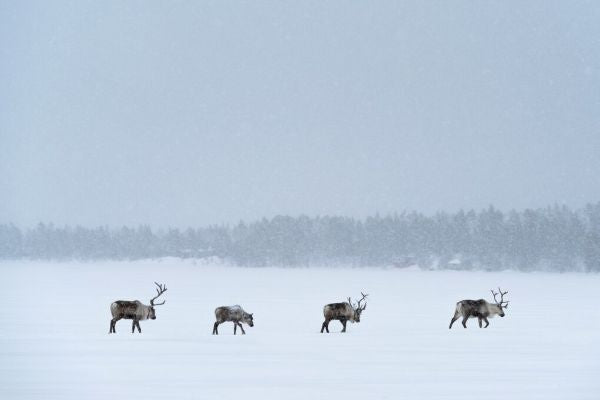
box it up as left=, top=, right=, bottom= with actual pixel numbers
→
left=449, top=287, right=509, bottom=329
left=109, top=282, right=167, bottom=334
left=321, top=292, right=368, bottom=333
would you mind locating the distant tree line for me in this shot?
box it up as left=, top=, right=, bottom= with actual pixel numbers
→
left=1, top=203, right=599, bottom=271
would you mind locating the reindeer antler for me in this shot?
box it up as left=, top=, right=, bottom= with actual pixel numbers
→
left=150, top=282, right=167, bottom=306
left=490, top=287, right=509, bottom=308
left=356, top=292, right=369, bottom=310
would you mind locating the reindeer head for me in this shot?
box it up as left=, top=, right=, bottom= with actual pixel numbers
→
left=347, top=292, right=368, bottom=322
left=242, top=312, right=254, bottom=327
left=149, top=282, right=167, bottom=319
left=490, top=287, right=509, bottom=317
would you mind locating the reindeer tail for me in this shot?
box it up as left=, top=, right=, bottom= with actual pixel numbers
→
left=110, top=302, right=118, bottom=317
left=455, top=301, right=463, bottom=314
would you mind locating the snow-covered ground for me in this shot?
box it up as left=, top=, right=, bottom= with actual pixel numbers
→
left=1, top=260, right=598, bottom=399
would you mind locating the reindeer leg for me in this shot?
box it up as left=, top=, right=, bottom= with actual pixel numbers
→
left=448, top=318, right=456, bottom=329
left=213, top=321, right=220, bottom=335
left=321, top=320, right=327, bottom=333
left=449, top=313, right=459, bottom=329
left=341, top=318, right=347, bottom=333
left=478, top=317, right=483, bottom=328
left=483, top=317, right=489, bottom=328
left=234, top=322, right=237, bottom=335
left=136, top=320, right=142, bottom=333
left=111, top=316, right=122, bottom=333
left=461, top=316, right=468, bottom=328
left=239, top=322, right=246, bottom=335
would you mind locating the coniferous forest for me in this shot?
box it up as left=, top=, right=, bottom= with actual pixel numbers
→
left=2, top=203, right=599, bottom=272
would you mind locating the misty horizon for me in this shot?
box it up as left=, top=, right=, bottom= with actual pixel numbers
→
left=3, top=201, right=599, bottom=272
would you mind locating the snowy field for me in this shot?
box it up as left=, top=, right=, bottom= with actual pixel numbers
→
left=1, top=260, right=599, bottom=400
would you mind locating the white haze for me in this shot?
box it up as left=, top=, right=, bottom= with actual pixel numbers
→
left=2, top=1, right=600, bottom=227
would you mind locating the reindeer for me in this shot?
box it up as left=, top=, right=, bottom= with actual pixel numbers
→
left=449, top=287, right=509, bottom=329
left=109, top=282, right=167, bottom=334
left=212, top=305, right=254, bottom=335
left=321, top=292, right=368, bottom=333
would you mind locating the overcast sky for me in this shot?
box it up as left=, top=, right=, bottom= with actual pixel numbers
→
left=1, top=1, right=599, bottom=227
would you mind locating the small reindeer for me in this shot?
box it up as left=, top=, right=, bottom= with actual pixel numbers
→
left=449, top=287, right=509, bottom=329
left=212, top=305, right=254, bottom=335
left=321, top=292, right=368, bottom=333
left=109, top=282, right=167, bottom=334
